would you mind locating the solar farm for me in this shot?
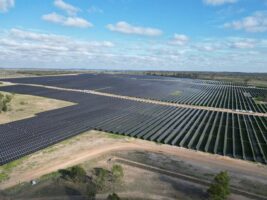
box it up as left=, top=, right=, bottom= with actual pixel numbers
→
left=0, top=74, right=267, bottom=165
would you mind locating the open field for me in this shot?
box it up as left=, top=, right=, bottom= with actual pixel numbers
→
left=1, top=130, right=267, bottom=199
left=0, top=90, right=74, bottom=125
left=0, top=74, right=267, bottom=166
left=0, top=69, right=82, bottom=79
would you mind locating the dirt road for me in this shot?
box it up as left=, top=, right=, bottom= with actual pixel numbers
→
left=1, top=131, right=267, bottom=190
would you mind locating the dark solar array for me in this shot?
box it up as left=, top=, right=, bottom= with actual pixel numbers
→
left=0, top=75, right=267, bottom=165
left=2, top=74, right=267, bottom=113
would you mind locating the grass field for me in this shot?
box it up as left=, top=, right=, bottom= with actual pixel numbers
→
left=0, top=90, right=74, bottom=125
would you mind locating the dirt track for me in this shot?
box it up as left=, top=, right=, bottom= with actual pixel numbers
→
left=7, top=82, right=267, bottom=117
left=1, top=130, right=267, bottom=191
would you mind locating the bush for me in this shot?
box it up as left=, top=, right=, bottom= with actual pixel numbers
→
left=69, top=165, right=86, bottom=182
left=207, top=171, right=231, bottom=200
left=111, top=164, right=124, bottom=182
left=0, top=93, right=13, bottom=112
left=107, top=193, right=120, bottom=200
left=59, top=165, right=86, bottom=183
left=94, top=168, right=110, bottom=190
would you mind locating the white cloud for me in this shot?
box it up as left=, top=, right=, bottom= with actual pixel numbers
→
left=107, top=21, right=162, bottom=36
left=1, top=28, right=267, bottom=72
left=14, top=29, right=113, bottom=47
left=191, top=37, right=259, bottom=52
left=42, top=12, right=93, bottom=28
left=9, top=28, right=69, bottom=43
left=88, top=6, right=103, bottom=14
left=0, top=0, right=14, bottom=13
left=54, top=0, right=79, bottom=16
left=224, top=11, right=267, bottom=32
left=203, top=0, right=237, bottom=6
left=0, top=29, right=114, bottom=64
left=230, top=41, right=255, bottom=49
left=169, top=34, right=189, bottom=45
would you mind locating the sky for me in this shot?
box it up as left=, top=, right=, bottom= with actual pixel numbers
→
left=0, top=0, right=267, bottom=72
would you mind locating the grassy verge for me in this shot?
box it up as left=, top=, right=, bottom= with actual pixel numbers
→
left=0, top=158, right=26, bottom=183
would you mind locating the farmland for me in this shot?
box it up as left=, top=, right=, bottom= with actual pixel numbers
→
left=0, top=74, right=267, bottom=165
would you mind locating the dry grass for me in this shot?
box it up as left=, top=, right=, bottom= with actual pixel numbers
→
left=0, top=90, right=75, bottom=125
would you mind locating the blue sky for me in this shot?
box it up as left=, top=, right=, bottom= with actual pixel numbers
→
left=0, top=0, right=267, bottom=72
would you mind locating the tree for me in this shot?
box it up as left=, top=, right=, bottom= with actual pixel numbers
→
left=107, top=193, right=120, bottom=200
left=207, top=171, right=231, bottom=200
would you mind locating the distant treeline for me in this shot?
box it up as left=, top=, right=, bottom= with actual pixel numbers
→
left=16, top=70, right=80, bottom=76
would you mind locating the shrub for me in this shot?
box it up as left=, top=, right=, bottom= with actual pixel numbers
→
left=0, top=93, right=13, bottom=112
left=20, top=101, right=27, bottom=105
left=69, top=165, right=86, bottom=182
left=58, top=165, right=86, bottom=183
left=107, top=193, right=120, bottom=200
left=111, top=164, right=124, bottom=182
left=207, top=171, right=231, bottom=200
left=94, top=168, right=110, bottom=190
left=5, top=94, right=13, bottom=103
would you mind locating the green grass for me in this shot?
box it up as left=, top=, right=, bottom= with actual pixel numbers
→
left=39, top=171, right=60, bottom=181
left=0, top=159, right=24, bottom=172
left=170, top=91, right=181, bottom=96
left=0, top=172, right=9, bottom=182
left=106, top=133, right=130, bottom=139
left=0, top=157, right=26, bottom=182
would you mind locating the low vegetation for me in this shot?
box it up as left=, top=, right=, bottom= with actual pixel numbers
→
left=0, top=92, right=13, bottom=112
left=0, top=173, right=9, bottom=183
left=111, top=164, right=124, bottom=182
left=57, top=164, right=124, bottom=199
left=107, top=193, right=121, bottom=200
left=207, top=171, right=231, bottom=200
left=59, top=165, right=87, bottom=183
left=170, top=91, right=181, bottom=96
left=0, top=158, right=25, bottom=183
left=255, top=94, right=267, bottom=103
